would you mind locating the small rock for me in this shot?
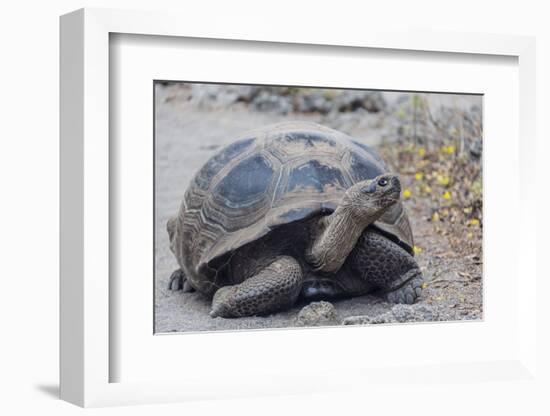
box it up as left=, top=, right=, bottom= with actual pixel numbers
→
left=295, top=91, right=332, bottom=114
left=343, top=303, right=441, bottom=325
left=189, top=85, right=258, bottom=108
left=250, top=90, right=293, bottom=115
left=469, top=139, right=482, bottom=158
left=391, top=304, right=439, bottom=322
left=295, top=301, right=339, bottom=327
left=342, top=315, right=376, bottom=325
left=334, top=91, right=387, bottom=113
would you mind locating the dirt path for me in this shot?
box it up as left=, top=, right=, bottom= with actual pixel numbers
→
left=154, top=90, right=482, bottom=333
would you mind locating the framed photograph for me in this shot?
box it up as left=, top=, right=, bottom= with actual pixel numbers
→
left=60, top=8, right=538, bottom=408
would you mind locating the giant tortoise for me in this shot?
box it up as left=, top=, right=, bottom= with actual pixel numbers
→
left=168, top=122, right=423, bottom=318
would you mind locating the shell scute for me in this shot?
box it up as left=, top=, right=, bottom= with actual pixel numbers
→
left=193, top=137, right=256, bottom=191
left=286, top=159, right=348, bottom=194
left=344, top=150, right=385, bottom=183
left=212, top=153, right=275, bottom=209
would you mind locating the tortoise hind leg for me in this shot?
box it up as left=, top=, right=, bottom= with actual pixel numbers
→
left=168, top=268, right=195, bottom=292
left=210, top=256, right=303, bottom=318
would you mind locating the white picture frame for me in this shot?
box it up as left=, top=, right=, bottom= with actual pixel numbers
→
left=60, top=7, right=539, bottom=408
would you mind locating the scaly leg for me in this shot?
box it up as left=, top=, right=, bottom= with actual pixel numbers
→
left=348, top=229, right=423, bottom=304
left=210, top=256, right=303, bottom=318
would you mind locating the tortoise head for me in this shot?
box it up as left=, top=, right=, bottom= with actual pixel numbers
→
left=306, top=173, right=402, bottom=274
left=341, top=174, right=401, bottom=224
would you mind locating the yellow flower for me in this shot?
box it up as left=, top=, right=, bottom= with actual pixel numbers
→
left=417, top=147, right=426, bottom=157
left=466, top=232, right=473, bottom=239
left=463, top=207, right=473, bottom=214
left=442, top=191, right=451, bottom=200
left=413, top=245, right=423, bottom=255
left=441, top=145, right=456, bottom=155
left=437, top=175, right=450, bottom=186
left=415, top=172, right=424, bottom=181
left=403, top=189, right=412, bottom=198
left=468, top=218, right=480, bottom=226
left=431, top=212, right=440, bottom=222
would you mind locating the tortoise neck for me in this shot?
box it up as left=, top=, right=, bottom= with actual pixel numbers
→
left=306, top=206, right=374, bottom=273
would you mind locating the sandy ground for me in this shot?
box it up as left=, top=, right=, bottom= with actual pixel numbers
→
left=154, top=85, right=482, bottom=333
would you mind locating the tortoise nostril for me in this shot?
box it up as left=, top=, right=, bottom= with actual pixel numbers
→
left=393, top=177, right=401, bottom=191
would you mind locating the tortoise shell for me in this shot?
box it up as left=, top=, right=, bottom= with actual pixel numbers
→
left=170, top=121, right=413, bottom=294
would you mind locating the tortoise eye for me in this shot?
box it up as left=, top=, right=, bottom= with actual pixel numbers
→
left=378, top=178, right=388, bottom=187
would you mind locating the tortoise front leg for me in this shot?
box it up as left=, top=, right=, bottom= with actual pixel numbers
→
left=210, top=256, right=303, bottom=318
left=348, top=230, right=424, bottom=304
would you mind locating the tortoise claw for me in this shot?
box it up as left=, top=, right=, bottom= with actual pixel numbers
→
left=168, top=269, right=195, bottom=292
left=384, top=274, right=423, bottom=304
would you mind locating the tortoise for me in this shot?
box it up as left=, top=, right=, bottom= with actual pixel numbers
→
left=168, top=121, right=423, bottom=318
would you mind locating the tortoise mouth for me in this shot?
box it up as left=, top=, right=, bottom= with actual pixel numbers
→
left=384, top=196, right=399, bottom=202
left=379, top=195, right=400, bottom=207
